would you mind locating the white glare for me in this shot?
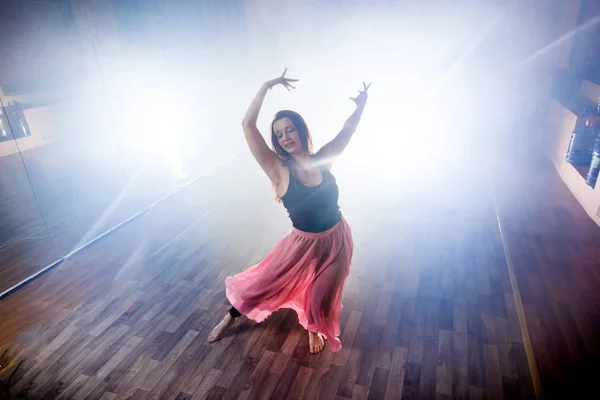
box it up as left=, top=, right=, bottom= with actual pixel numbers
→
left=107, top=65, right=189, bottom=181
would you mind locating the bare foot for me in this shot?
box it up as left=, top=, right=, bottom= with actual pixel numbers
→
left=308, top=331, right=325, bottom=354
left=207, top=314, right=235, bottom=343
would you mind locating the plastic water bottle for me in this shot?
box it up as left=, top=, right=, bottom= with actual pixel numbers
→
left=585, top=136, right=600, bottom=188
left=567, top=122, right=599, bottom=165
left=0, top=114, right=7, bottom=138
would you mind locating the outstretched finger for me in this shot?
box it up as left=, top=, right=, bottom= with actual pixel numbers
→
left=285, top=78, right=299, bottom=82
left=286, top=83, right=296, bottom=89
left=363, top=81, right=372, bottom=90
left=282, top=68, right=288, bottom=78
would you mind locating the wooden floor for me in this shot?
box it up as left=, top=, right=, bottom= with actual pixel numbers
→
left=490, top=157, right=600, bottom=399
left=3, top=150, right=593, bottom=399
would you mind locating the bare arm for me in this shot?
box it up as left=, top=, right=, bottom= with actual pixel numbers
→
left=242, top=70, right=297, bottom=184
left=315, top=104, right=365, bottom=165
left=315, top=82, right=370, bottom=166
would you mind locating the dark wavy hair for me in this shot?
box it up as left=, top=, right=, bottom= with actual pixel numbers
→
left=270, top=110, right=314, bottom=162
left=270, top=110, right=314, bottom=202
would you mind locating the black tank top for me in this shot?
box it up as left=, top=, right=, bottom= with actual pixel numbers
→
left=281, top=166, right=342, bottom=233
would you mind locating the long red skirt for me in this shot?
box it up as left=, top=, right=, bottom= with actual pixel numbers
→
left=225, top=218, right=353, bottom=352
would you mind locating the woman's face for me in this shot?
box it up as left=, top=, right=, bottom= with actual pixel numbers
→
left=274, top=117, right=302, bottom=155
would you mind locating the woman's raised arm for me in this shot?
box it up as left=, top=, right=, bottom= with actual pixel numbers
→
left=242, top=69, right=298, bottom=184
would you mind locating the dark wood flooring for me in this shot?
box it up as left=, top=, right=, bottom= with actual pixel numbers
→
left=490, top=157, right=600, bottom=399
left=3, top=151, right=593, bottom=399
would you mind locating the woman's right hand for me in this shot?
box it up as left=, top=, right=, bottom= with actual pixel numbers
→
left=265, top=68, right=298, bottom=91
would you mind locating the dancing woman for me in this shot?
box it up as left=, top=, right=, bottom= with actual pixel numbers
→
left=208, top=69, right=370, bottom=353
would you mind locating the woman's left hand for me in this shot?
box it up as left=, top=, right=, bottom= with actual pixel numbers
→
left=350, top=81, right=371, bottom=108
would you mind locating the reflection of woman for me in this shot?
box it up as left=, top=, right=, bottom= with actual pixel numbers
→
left=208, top=69, right=370, bottom=353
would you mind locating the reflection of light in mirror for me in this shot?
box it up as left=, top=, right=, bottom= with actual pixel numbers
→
left=105, top=63, right=191, bottom=180
left=72, top=168, right=142, bottom=253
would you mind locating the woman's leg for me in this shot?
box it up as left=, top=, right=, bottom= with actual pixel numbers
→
left=207, top=306, right=241, bottom=343
left=306, top=261, right=348, bottom=353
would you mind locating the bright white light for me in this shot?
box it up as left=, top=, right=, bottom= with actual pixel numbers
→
left=286, top=6, right=500, bottom=188
left=170, top=158, right=187, bottom=181
left=106, top=65, right=189, bottom=181
left=328, top=72, right=462, bottom=187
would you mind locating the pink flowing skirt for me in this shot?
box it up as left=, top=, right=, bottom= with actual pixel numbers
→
left=225, top=218, right=353, bottom=352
